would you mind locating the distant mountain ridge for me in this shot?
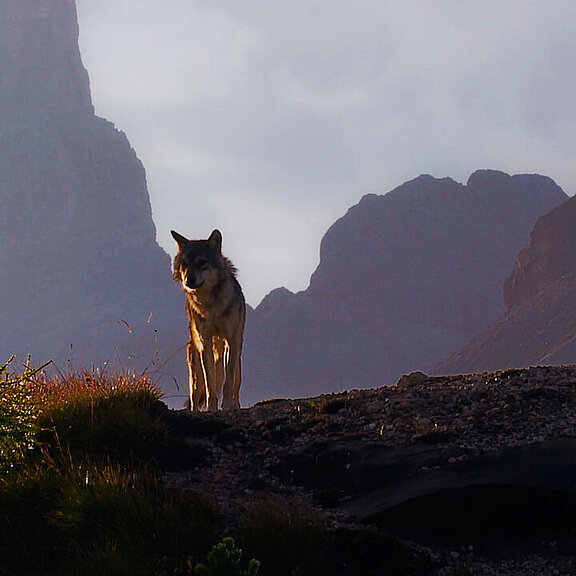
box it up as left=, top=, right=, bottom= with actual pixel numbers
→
left=242, top=170, right=567, bottom=403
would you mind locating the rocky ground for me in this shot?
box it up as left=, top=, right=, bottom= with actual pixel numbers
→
left=162, top=366, right=576, bottom=575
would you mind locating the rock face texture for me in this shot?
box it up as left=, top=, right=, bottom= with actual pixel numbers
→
left=503, top=195, right=576, bottom=310
left=436, top=193, right=576, bottom=374
left=0, top=0, right=93, bottom=116
left=243, top=171, right=566, bottom=402
left=0, top=0, right=187, bottom=400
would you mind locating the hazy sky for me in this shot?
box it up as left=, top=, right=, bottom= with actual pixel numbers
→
left=75, top=0, right=576, bottom=306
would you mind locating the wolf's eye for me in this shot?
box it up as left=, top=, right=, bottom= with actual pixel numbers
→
left=196, top=259, right=209, bottom=269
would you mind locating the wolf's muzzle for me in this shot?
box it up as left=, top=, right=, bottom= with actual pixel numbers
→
left=183, top=273, right=204, bottom=291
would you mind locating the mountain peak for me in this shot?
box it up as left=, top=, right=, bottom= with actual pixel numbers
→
left=243, top=170, right=567, bottom=401
left=0, top=0, right=93, bottom=115
left=466, top=168, right=511, bottom=188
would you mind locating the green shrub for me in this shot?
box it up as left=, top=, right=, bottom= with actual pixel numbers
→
left=195, top=537, right=260, bottom=576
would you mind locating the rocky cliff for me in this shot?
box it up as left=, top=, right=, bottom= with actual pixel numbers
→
left=0, top=0, right=187, bottom=401
left=503, top=195, right=576, bottom=310
left=243, top=171, right=567, bottom=403
left=436, top=193, right=576, bottom=374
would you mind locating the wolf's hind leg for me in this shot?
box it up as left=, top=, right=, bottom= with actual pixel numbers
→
left=213, top=339, right=226, bottom=405
left=202, top=342, right=218, bottom=412
left=222, top=340, right=241, bottom=410
left=233, top=355, right=241, bottom=409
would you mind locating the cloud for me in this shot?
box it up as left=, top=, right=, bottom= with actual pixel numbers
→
left=143, top=141, right=237, bottom=177
left=76, top=0, right=576, bottom=305
left=77, top=0, right=261, bottom=111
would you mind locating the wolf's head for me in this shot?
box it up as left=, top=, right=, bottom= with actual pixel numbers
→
left=171, top=229, right=224, bottom=293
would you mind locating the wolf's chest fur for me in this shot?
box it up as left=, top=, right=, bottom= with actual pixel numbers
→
left=186, top=277, right=242, bottom=337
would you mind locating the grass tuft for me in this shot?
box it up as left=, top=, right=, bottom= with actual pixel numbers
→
left=34, top=370, right=167, bottom=466
left=235, top=503, right=324, bottom=576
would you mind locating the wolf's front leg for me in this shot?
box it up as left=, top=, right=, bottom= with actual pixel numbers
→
left=187, top=343, right=206, bottom=411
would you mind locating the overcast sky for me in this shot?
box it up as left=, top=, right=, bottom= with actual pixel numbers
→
left=75, top=0, right=576, bottom=306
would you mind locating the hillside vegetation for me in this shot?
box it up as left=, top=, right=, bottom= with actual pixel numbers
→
left=0, top=358, right=244, bottom=576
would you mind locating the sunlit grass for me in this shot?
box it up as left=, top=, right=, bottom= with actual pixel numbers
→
left=34, top=370, right=167, bottom=466
left=36, top=368, right=163, bottom=406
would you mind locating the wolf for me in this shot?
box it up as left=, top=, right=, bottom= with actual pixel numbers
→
left=171, top=229, right=246, bottom=411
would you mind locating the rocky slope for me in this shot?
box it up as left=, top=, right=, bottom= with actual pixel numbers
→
left=243, top=171, right=567, bottom=403
left=163, top=365, right=576, bottom=575
left=0, top=0, right=187, bottom=400
left=437, top=193, right=576, bottom=375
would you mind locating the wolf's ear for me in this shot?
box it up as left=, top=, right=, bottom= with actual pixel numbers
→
left=171, top=230, right=189, bottom=249
left=208, top=229, right=222, bottom=252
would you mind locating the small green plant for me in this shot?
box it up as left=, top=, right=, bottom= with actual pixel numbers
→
left=0, top=355, right=49, bottom=468
left=195, top=538, right=260, bottom=576
left=236, top=505, right=323, bottom=576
